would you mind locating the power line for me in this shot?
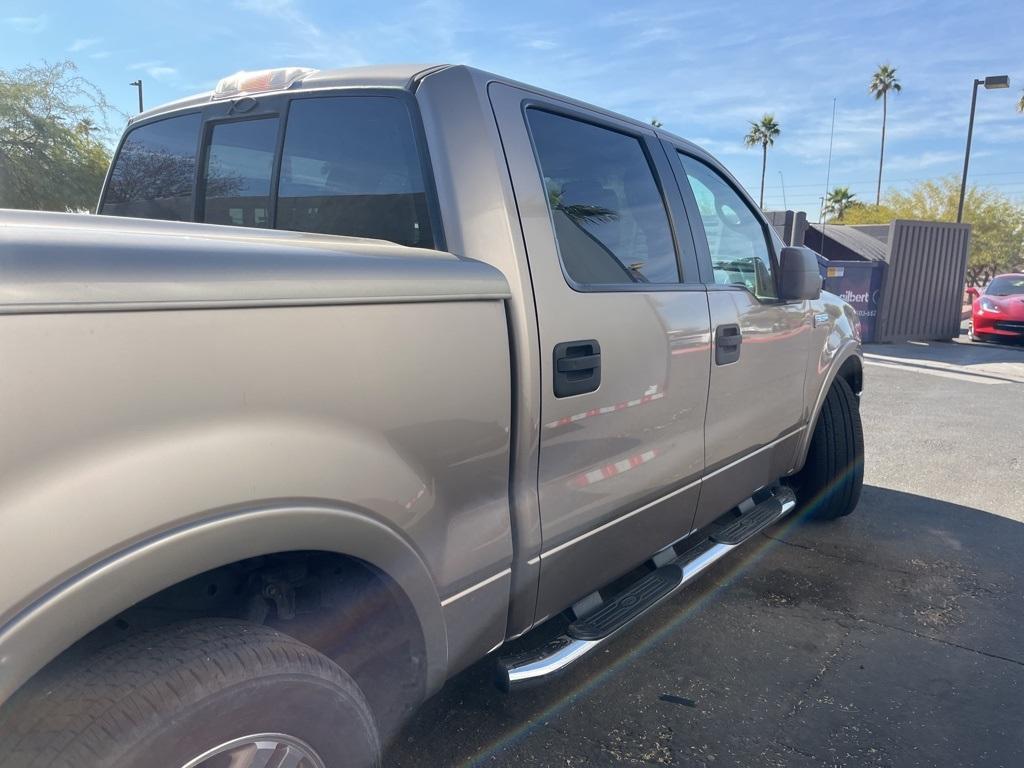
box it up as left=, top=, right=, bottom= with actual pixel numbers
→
left=770, top=170, right=1024, bottom=190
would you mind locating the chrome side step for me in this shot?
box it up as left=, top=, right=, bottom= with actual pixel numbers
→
left=497, top=489, right=796, bottom=691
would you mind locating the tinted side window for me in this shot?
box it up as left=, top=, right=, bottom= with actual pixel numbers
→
left=276, top=97, right=434, bottom=248
left=527, top=109, right=679, bottom=286
left=678, top=154, right=777, bottom=299
left=201, top=118, right=279, bottom=228
left=101, top=113, right=201, bottom=221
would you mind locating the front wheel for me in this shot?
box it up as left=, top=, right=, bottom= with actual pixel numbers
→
left=0, top=620, right=381, bottom=768
left=790, top=376, right=864, bottom=520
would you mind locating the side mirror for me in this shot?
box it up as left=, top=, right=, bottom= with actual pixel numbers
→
left=778, top=246, right=822, bottom=301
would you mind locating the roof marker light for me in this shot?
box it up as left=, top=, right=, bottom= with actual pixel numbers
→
left=212, top=67, right=316, bottom=99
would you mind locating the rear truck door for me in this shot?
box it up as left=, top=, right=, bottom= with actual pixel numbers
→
left=488, top=83, right=712, bottom=625
left=666, top=147, right=813, bottom=529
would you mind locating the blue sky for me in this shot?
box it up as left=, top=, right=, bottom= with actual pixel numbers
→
left=3, top=0, right=1023, bottom=212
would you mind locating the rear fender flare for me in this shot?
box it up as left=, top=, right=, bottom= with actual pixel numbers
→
left=0, top=502, right=448, bottom=706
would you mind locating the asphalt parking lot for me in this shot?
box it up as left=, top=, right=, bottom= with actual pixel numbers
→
left=387, top=336, right=1024, bottom=768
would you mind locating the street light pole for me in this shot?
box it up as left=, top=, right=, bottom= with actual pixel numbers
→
left=957, top=74, right=1010, bottom=223
left=129, top=80, right=144, bottom=113
left=957, top=80, right=981, bottom=224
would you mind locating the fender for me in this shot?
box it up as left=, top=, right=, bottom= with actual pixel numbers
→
left=0, top=501, right=449, bottom=707
left=0, top=415, right=470, bottom=708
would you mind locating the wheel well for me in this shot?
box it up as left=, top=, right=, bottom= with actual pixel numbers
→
left=65, top=551, right=427, bottom=741
left=837, top=355, right=863, bottom=395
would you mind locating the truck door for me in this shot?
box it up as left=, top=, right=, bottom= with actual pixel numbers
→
left=489, top=83, right=712, bottom=624
left=667, top=148, right=813, bottom=529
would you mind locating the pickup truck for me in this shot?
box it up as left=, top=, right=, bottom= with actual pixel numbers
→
left=0, top=64, right=863, bottom=768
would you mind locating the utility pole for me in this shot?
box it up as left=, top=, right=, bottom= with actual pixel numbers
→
left=130, top=80, right=144, bottom=113
left=819, top=98, right=836, bottom=260
left=778, top=170, right=788, bottom=210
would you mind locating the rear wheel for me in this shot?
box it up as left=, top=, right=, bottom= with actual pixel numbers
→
left=790, top=376, right=864, bottom=520
left=0, top=620, right=381, bottom=768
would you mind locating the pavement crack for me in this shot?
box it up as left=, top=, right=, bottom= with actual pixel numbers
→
left=833, top=609, right=1024, bottom=668
left=781, top=623, right=854, bottom=721
left=772, top=739, right=817, bottom=761
left=760, top=532, right=915, bottom=576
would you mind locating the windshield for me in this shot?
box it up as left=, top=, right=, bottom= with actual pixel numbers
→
left=985, top=275, right=1024, bottom=296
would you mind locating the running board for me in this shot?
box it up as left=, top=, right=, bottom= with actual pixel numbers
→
left=497, top=488, right=796, bottom=691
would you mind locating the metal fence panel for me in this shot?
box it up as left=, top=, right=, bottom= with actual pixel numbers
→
left=874, top=220, right=971, bottom=343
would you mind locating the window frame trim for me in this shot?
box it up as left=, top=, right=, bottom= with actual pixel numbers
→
left=520, top=99, right=703, bottom=293
left=666, top=141, right=786, bottom=304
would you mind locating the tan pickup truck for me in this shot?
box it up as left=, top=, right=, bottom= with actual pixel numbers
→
left=0, top=65, right=863, bottom=768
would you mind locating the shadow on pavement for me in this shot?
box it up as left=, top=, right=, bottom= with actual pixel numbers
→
left=386, top=485, right=1024, bottom=767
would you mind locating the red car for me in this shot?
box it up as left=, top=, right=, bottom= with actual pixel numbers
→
left=969, top=273, right=1024, bottom=342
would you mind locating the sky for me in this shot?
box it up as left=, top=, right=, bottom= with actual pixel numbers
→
left=3, top=0, right=1023, bottom=213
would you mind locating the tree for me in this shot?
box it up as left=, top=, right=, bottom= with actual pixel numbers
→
left=840, top=176, right=1024, bottom=284
left=650, top=118, right=663, bottom=128
left=824, top=186, right=857, bottom=221
left=839, top=203, right=897, bottom=225
left=0, top=61, right=118, bottom=212
left=743, top=113, right=780, bottom=209
left=1018, top=90, right=1024, bottom=113
left=868, top=64, right=902, bottom=206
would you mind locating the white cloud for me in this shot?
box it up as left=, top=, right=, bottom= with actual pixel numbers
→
left=3, top=14, right=48, bottom=33
left=232, top=0, right=367, bottom=66
left=234, top=0, right=321, bottom=40
left=129, top=61, right=179, bottom=80
left=89, top=51, right=112, bottom=60
left=525, top=39, right=557, bottom=50
left=69, top=37, right=101, bottom=52
left=688, top=137, right=745, bottom=157
left=885, top=150, right=986, bottom=173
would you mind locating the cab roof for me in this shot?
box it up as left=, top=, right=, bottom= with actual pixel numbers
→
left=130, top=64, right=449, bottom=124
left=128, top=63, right=707, bottom=159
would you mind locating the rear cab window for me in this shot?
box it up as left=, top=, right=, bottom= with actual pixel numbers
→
left=202, top=117, right=279, bottom=228
left=100, top=94, right=438, bottom=249
left=277, top=97, right=433, bottom=248
left=101, top=113, right=201, bottom=221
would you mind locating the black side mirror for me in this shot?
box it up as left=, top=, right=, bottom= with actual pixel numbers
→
left=778, top=246, right=822, bottom=301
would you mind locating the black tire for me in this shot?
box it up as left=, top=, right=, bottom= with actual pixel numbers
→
left=790, top=375, right=864, bottom=520
left=0, top=620, right=380, bottom=768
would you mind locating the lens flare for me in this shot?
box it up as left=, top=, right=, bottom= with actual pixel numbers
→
left=460, top=458, right=862, bottom=766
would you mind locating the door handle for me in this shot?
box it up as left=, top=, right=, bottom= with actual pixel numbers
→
left=556, top=354, right=601, bottom=373
left=553, top=340, right=601, bottom=397
left=715, top=324, right=742, bottom=365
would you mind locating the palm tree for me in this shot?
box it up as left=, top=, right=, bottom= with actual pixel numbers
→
left=743, top=114, right=780, bottom=209
left=1017, top=91, right=1024, bottom=113
left=869, top=64, right=902, bottom=206
left=824, top=186, right=857, bottom=221
left=650, top=118, right=663, bottom=128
